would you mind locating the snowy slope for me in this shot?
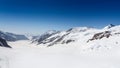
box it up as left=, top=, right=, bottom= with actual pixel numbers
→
left=32, top=24, right=120, bottom=50
left=31, top=30, right=59, bottom=44
left=0, top=24, right=120, bottom=68
left=0, top=40, right=120, bottom=68
left=32, top=27, right=98, bottom=46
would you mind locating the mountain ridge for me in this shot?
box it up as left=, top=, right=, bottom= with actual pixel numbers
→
left=0, top=30, right=28, bottom=41
left=31, top=24, right=120, bottom=49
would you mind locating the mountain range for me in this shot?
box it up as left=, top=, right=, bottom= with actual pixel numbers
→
left=0, top=31, right=28, bottom=48
left=29, top=24, right=120, bottom=50
left=1, top=24, right=120, bottom=49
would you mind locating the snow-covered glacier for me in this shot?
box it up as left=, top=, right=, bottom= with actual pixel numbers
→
left=0, top=24, right=120, bottom=68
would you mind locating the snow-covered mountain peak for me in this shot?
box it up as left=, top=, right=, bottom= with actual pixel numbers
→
left=67, top=27, right=93, bottom=33
left=44, top=30, right=59, bottom=35
left=30, top=24, right=120, bottom=48
left=104, top=24, right=115, bottom=29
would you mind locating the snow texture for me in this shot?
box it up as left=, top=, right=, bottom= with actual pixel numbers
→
left=0, top=24, right=120, bottom=68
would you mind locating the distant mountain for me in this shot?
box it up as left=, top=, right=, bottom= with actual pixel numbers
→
left=31, top=30, right=59, bottom=44
left=32, top=27, right=96, bottom=46
left=104, top=24, right=115, bottom=29
left=32, top=24, right=120, bottom=50
left=0, top=31, right=28, bottom=41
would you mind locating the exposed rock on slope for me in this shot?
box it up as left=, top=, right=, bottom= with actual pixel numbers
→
left=32, top=27, right=95, bottom=46
left=32, top=30, right=59, bottom=44
left=0, top=37, right=11, bottom=48
left=31, top=24, right=120, bottom=48
left=87, top=31, right=111, bottom=42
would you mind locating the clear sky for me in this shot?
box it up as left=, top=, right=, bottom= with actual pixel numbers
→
left=0, top=0, right=120, bottom=34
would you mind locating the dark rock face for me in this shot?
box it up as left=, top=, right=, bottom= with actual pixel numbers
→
left=0, top=38, right=11, bottom=48
left=0, top=32, right=15, bottom=41
left=47, top=33, right=72, bottom=46
left=62, top=39, right=75, bottom=44
left=114, top=32, right=120, bottom=35
left=87, top=31, right=111, bottom=42
left=37, top=33, right=54, bottom=44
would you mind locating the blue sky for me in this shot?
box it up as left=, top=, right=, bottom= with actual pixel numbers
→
left=0, top=0, right=120, bottom=34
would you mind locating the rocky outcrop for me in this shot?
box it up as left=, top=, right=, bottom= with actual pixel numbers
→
left=31, top=30, right=59, bottom=44
left=32, top=25, right=120, bottom=47
left=32, top=27, right=92, bottom=46
left=0, top=38, right=11, bottom=48
left=87, top=31, right=111, bottom=42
